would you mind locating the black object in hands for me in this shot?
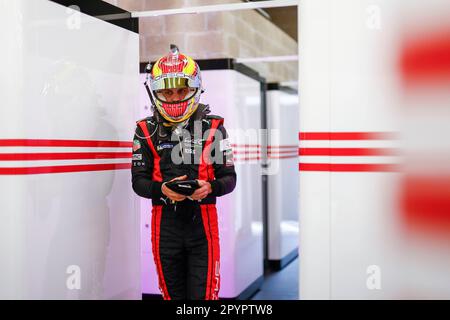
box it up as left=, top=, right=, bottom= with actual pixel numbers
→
left=164, top=179, right=200, bottom=196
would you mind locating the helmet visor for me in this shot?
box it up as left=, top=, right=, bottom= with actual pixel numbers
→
left=150, top=75, right=201, bottom=91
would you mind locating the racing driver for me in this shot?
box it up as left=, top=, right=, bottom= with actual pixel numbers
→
left=131, top=45, right=236, bottom=300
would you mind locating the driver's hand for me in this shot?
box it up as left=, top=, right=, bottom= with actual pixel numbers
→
left=190, top=180, right=212, bottom=201
left=162, top=175, right=188, bottom=202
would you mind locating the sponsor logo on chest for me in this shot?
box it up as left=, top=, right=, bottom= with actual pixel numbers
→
left=157, top=142, right=176, bottom=151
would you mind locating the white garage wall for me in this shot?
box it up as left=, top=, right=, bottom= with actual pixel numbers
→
left=0, top=0, right=140, bottom=299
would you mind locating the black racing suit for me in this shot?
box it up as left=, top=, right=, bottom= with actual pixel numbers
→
left=131, top=107, right=236, bottom=300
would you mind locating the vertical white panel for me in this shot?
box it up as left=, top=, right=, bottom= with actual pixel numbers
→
left=299, top=0, right=450, bottom=300
left=298, top=0, right=332, bottom=300
left=327, top=0, right=400, bottom=299
left=0, top=0, right=140, bottom=299
left=0, top=0, right=26, bottom=298
left=267, top=90, right=299, bottom=261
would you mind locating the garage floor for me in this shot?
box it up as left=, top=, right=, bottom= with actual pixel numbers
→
left=250, top=257, right=299, bottom=300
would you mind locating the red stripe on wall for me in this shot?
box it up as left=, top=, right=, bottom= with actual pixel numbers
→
left=299, top=132, right=398, bottom=141
left=299, top=163, right=400, bottom=172
left=269, top=150, right=298, bottom=155
left=231, top=144, right=261, bottom=148
left=0, top=152, right=132, bottom=161
left=232, top=145, right=298, bottom=149
left=233, top=156, right=261, bottom=161
left=233, top=150, right=297, bottom=154
left=299, top=148, right=399, bottom=156
left=234, top=155, right=298, bottom=161
left=0, top=163, right=131, bottom=175
left=0, top=139, right=133, bottom=148
left=269, top=155, right=298, bottom=159
left=267, top=145, right=298, bottom=149
left=232, top=150, right=261, bottom=155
